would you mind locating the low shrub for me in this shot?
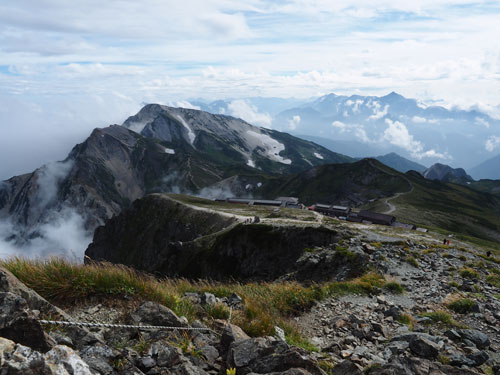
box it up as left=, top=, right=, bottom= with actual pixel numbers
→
left=383, top=281, right=405, bottom=294
left=459, top=268, right=479, bottom=280
left=447, top=298, right=477, bottom=314
left=486, top=274, right=500, bottom=288
left=420, top=310, right=461, bottom=327
left=406, top=256, right=419, bottom=268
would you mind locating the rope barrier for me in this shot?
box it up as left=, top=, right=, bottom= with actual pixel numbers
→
left=39, top=320, right=219, bottom=335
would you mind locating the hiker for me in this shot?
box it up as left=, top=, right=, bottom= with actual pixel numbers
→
left=443, top=238, right=447, bottom=245
left=447, top=239, right=450, bottom=246
left=486, top=250, right=492, bottom=257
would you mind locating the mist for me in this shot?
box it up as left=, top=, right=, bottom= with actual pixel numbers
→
left=0, top=207, right=92, bottom=261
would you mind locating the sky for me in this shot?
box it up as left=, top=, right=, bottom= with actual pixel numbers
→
left=1, top=0, right=500, bottom=179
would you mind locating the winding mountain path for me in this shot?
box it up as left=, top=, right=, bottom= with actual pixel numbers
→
left=367, top=160, right=415, bottom=215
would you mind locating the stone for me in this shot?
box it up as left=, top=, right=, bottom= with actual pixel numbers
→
left=467, top=350, right=489, bottom=367
left=137, top=356, right=156, bottom=370
left=129, top=301, right=188, bottom=328
left=409, top=337, right=440, bottom=358
left=228, top=293, right=243, bottom=306
left=201, top=292, right=217, bottom=305
left=228, top=338, right=323, bottom=375
left=371, top=322, right=388, bottom=338
left=331, top=360, right=362, bottom=375
left=275, top=325, right=287, bottom=341
left=0, top=291, right=55, bottom=352
left=44, top=345, right=93, bottom=374
left=383, top=306, right=402, bottom=320
left=456, top=329, right=490, bottom=349
left=220, top=323, right=250, bottom=352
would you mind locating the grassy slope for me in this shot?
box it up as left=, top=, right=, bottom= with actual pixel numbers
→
left=256, top=159, right=410, bottom=205
left=0, top=257, right=393, bottom=349
left=365, top=170, right=500, bottom=245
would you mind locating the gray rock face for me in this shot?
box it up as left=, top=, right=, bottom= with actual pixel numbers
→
left=409, top=337, right=440, bottom=359
left=0, top=291, right=55, bottom=352
left=129, top=301, right=188, bottom=328
left=227, top=337, right=324, bottom=375
left=331, top=360, right=362, bottom=375
left=455, top=329, right=491, bottom=349
left=0, top=337, right=92, bottom=375
left=423, top=163, right=473, bottom=184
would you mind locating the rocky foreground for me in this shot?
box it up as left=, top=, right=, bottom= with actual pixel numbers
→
left=2, top=229, right=500, bottom=374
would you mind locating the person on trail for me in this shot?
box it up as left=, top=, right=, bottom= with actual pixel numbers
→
left=447, top=239, right=450, bottom=246
left=486, top=251, right=492, bottom=257
left=443, top=238, right=447, bottom=245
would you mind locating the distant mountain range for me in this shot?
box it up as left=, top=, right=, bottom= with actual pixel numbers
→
left=469, top=154, right=500, bottom=180
left=194, top=93, right=500, bottom=178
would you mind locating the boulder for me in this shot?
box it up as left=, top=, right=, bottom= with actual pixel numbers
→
left=129, top=301, right=188, bottom=328
left=331, top=360, right=362, bottom=375
left=367, top=356, right=481, bottom=375
left=0, top=337, right=92, bottom=375
left=455, top=329, right=490, bottom=349
left=409, top=337, right=440, bottom=359
left=0, top=292, right=55, bottom=352
left=220, top=323, right=250, bottom=353
left=227, top=337, right=324, bottom=375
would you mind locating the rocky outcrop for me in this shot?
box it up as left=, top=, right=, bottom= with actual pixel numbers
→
left=423, top=163, right=474, bottom=184
left=85, top=194, right=349, bottom=281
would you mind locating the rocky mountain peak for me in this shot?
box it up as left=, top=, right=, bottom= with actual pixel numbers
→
left=423, top=163, right=474, bottom=184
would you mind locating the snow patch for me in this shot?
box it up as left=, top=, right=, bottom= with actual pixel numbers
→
left=174, top=114, right=196, bottom=144
left=245, top=184, right=251, bottom=190
left=257, top=182, right=262, bottom=188
left=245, top=131, right=292, bottom=165
left=164, top=148, right=175, bottom=154
left=247, top=159, right=256, bottom=168
left=314, top=152, right=324, bottom=160
left=127, top=120, right=150, bottom=133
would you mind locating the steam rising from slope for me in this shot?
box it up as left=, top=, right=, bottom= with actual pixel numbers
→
left=0, top=159, right=92, bottom=261
left=0, top=208, right=92, bottom=261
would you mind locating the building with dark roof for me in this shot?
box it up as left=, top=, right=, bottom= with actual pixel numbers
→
left=358, top=210, right=395, bottom=225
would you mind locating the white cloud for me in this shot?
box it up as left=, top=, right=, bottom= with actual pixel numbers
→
left=412, top=116, right=427, bottom=123
left=288, top=115, right=301, bottom=130
left=485, top=136, right=500, bottom=152
left=383, top=119, right=449, bottom=159
left=332, top=120, right=369, bottom=142
left=346, top=99, right=364, bottom=113
left=474, top=117, right=490, bottom=128
left=0, top=208, right=92, bottom=260
left=369, top=104, right=389, bottom=120
left=36, top=160, right=74, bottom=210
left=173, top=101, right=201, bottom=110
left=228, top=100, right=272, bottom=128
left=332, top=120, right=347, bottom=132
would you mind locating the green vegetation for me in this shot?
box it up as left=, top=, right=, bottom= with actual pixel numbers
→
left=486, top=274, right=500, bottom=288
left=458, top=268, right=480, bottom=280
left=420, top=311, right=462, bottom=328
left=438, top=355, right=451, bottom=365
left=370, top=242, right=383, bottom=249
left=0, top=257, right=392, bottom=351
left=397, top=313, right=415, bottom=331
left=383, top=281, right=405, bottom=294
left=448, top=281, right=460, bottom=288
left=405, top=256, right=420, bottom=268
left=447, top=298, right=478, bottom=314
